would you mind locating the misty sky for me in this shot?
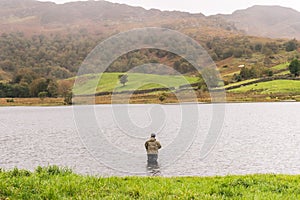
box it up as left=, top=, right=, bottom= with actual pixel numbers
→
left=38, top=0, right=300, bottom=15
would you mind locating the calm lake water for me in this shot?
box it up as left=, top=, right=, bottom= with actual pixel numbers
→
left=0, top=102, right=300, bottom=176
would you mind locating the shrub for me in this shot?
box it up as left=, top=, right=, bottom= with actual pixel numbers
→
left=6, top=98, right=14, bottom=103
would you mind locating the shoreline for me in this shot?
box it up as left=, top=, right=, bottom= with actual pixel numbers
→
left=1, top=96, right=299, bottom=107
left=1, top=166, right=300, bottom=199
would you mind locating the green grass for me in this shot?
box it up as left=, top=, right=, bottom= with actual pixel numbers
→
left=1, top=166, right=300, bottom=199
left=73, top=73, right=199, bottom=95
left=229, top=80, right=300, bottom=94
left=271, top=63, right=289, bottom=71
left=276, top=70, right=290, bottom=76
left=224, top=78, right=259, bottom=88
left=223, top=71, right=240, bottom=77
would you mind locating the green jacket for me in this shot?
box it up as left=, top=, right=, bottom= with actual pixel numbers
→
left=145, top=138, right=161, bottom=154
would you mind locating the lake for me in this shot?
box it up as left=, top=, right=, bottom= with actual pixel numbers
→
left=0, top=102, right=300, bottom=176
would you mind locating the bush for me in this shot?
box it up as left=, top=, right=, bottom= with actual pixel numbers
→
left=285, top=39, right=298, bottom=52
left=289, top=59, right=300, bottom=76
left=38, top=91, right=48, bottom=100
left=158, top=93, right=167, bottom=102
left=64, top=92, right=73, bottom=105
left=233, top=48, right=243, bottom=58
left=118, top=74, right=128, bottom=86
left=6, top=98, right=14, bottom=103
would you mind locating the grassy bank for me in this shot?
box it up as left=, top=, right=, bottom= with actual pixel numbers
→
left=1, top=92, right=299, bottom=106
left=0, top=97, right=65, bottom=106
left=1, top=166, right=300, bottom=199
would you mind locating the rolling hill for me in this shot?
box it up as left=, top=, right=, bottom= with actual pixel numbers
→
left=0, top=0, right=238, bottom=38
left=1, top=1, right=299, bottom=40
left=215, top=5, right=300, bottom=39
left=72, top=73, right=199, bottom=95
left=0, top=0, right=300, bottom=102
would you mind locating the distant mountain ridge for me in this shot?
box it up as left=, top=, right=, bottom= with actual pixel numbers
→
left=215, top=5, right=300, bottom=39
left=0, top=1, right=300, bottom=39
left=0, top=0, right=237, bottom=38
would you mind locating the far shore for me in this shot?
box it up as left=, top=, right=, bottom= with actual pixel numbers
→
left=1, top=92, right=299, bottom=106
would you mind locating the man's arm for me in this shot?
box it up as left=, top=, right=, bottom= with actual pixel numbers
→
left=156, top=141, right=161, bottom=149
left=145, top=141, right=148, bottom=150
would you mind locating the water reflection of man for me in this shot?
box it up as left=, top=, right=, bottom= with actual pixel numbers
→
left=145, top=133, right=161, bottom=164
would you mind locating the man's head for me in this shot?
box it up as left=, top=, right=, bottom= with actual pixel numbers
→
left=151, top=133, right=156, bottom=138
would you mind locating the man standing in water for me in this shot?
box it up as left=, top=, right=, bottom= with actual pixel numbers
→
left=145, top=133, right=161, bottom=164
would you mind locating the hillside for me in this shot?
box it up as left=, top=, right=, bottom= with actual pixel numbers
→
left=0, top=0, right=237, bottom=38
left=216, top=5, right=300, bottom=39
left=0, top=0, right=300, bottom=101
left=0, top=0, right=240, bottom=85
left=72, top=73, right=198, bottom=95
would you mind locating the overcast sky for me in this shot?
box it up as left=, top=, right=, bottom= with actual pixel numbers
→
left=38, top=0, right=300, bottom=15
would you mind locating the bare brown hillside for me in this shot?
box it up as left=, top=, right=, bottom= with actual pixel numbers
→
left=0, top=0, right=238, bottom=39
left=215, top=5, right=300, bottom=39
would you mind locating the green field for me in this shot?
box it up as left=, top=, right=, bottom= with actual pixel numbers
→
left=224, top=78, right=259, bottom=89
left=73, top=73, right=199, bottom=95
left=229, top=80, right=300, bottom=94
left=276, top=70, right=290, bottom=76
left=271, top=63, right=289, bottom=71
left=1, top=166, right=300, bottom=199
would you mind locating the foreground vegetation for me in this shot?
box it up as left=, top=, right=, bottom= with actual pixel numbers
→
left=1, top=166, right=300, bottom=199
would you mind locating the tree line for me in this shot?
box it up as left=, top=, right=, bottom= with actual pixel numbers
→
left=206, top=37, right=298, bottom=61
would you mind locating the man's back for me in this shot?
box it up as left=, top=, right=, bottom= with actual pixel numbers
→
left=145, top=138, right=161, bottom=154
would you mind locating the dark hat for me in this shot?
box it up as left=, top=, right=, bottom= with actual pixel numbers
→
left=151, top=133, right=156, bottom=138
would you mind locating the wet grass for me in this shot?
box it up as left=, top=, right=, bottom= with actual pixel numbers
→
left=1, top=166, right=300, bottom=199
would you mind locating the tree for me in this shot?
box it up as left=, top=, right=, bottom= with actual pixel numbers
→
left=58, top=80, right=73, bottom=98
left=233, top=48, right=243, bottom=58
left=118, top=74, right=128, bottom=86
left=197, top=75, right=208, bottom=91
left=254, top=43, right=263, bottom=52
left=266, top=70, right=273, bottom=77
left=158, top=93, right=167, bottom=103
left=47, top=80, right=59, bottom=97
left=289, top=59, right=300, bottom=76
left=285, top=39, right=298, bottom=52
left=64, top=92, right=73, bottom=105
left=264, top=42, right=279, bottom=54
left=239, top=67, right=259, bottom=80
left=57, top=80, right=73, bottom=105
left=222, top=48, right=234, bottom=59
left=0, top=60, right=15, bottom=71
left=12, top=68, right=37, bottom=84
left=262, top=46, right=273, bottom=56
left=38, top=91, right=48, bottom=101
left=233, top=74, right=242, bottom=82
left=29, top=78, right=48, bottom=97
left=50, top=66, right=72, bottom=79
